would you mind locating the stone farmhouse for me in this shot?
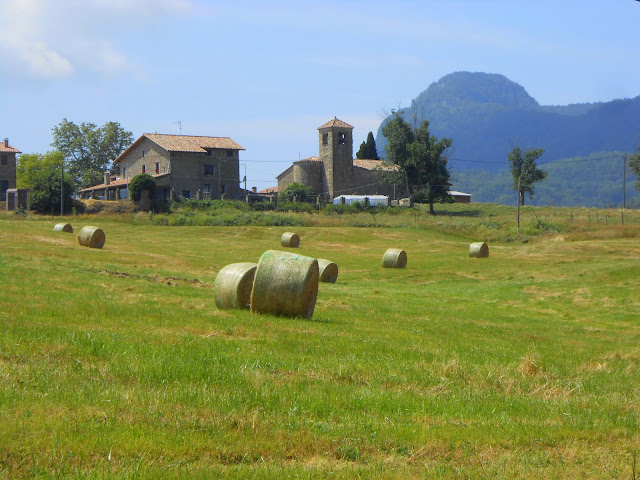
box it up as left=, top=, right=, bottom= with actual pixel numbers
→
left=0, top=138, right=20, bottom=201
left=79, top=134, right=245, bottom=201
left=277, top=118, right=396, bottom=201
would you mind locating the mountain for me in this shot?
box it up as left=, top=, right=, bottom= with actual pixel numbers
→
left=374, top=72, right=640, bottom=207
left=375, top=72, right=640, bottom=171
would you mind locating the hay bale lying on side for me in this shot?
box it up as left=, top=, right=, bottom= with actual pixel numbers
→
left=53, top=223, right=73, bottom=233
left=213, top=262, right=257, bottom=310
left=469, top=242, right=489, bottom=258
left=280, top=232, right=300, bottom=248
left=251, top=250, right=318, bottom=318
left=382, top=248, right=407, bottom=268
left=77, top=226, right=106, bottom=249
left=317, top=258, right=338, bottom=283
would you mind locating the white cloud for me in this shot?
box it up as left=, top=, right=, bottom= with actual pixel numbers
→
left=0, top=0, right=74, bottom=78
left=0, top=0, right=193, bottom=81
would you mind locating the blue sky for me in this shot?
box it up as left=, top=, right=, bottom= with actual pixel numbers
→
left=1, top=0, right=638, bottom=189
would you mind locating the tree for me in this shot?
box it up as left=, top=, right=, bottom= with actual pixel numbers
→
left=51, top=119, right=133, bottom=191
left=356, top=131, right=379, bottom=160
left=129, top=174, right=156, bottom=202
left=630, top=145, right=640, bottom=193
left=381, top=113, right=453, bottom=213
left=16, top=152, right=74, bottom=213
left=508, top=146, right=547, bottom=206
left=281, top=182, right=313, bottom=202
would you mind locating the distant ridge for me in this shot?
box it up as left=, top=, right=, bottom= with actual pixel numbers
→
left=375, top=71, right=640, bottom=171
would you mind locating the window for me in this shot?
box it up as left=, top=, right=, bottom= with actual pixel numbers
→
left=1, top=155, right=7, bottom=165
left=221, top=184, right=226, bottom=194
left=155, top=162, right=160, bottom=174
left=226, top=150, right=233, bottom=157
left=142, top=150, right=145, bottom=158
left=202, top=184, right=211, bottom=195
left=338, top=133, right=346, bottom=145
left=0, top=180, right=8, bottom=201
left=205, top=149, right=213, bottom=156
left=142, top=165, right=146, bottom=174
left=204, top=164, right=214, bottom=175
left=322, top=133, right=328, bottom=145
left=182, top=190, right=191, bottom=199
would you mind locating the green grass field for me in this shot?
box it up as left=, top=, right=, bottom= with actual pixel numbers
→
left=1, top=204, right=640, bottom=478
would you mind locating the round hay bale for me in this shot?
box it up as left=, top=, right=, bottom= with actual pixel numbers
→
left=251, top=250, right=319, bottom=319
left=317, top=258, right=338, bottom=283
left=53, top=223, right=73, bottom=233
left=469, top=242, right=489, bottom=258
left=280, top=232, right=300, bottom=248
left=77, top=226, right=106, bottom=249
left=382, top=248, right=407, bottom=268
left=213, top=262, right=257, bottom=310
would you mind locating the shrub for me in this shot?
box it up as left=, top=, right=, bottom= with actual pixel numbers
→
left=129, top=174, right=156, bottom=202
left=281, top=182, right=313, bottom=202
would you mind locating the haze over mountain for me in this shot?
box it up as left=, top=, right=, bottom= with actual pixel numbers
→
left=375, top=71, right=640, bottom=170
left=375, top=72, right=640, bottom=207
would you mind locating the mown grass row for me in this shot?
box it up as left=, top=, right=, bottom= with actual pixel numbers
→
left=1, top=208, right=640, bottom=478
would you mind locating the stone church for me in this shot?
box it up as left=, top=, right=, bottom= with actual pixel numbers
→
left=276, top=117, right=396, bottom=201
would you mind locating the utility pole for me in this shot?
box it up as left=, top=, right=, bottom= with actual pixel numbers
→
left=516, top=176, right=521, bottom=234
left=623, top=153, right=627, bottom=209
left=242, top=163, right=247, bottom=198
left=623, top=153, right=627, bottom=225
left=60, top=159, right=64, bottom=216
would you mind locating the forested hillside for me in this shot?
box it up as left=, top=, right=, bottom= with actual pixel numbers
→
left=452, top=152, right=639, bottom=208
left=375, top=72, right=640, bottom=207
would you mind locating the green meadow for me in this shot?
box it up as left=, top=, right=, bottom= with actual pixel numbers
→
left=1, top=204, right=640, bottom=479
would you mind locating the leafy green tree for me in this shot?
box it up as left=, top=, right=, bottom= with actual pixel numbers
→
left=356, top=131, right=379, bottom=159
left=281, top=182, right=313, bottom=202
left=128, top=174, right=156, bottom=202
left=381, top=113, right=453, bottom=213
left=51, top=118, right=133, bottom=191
left=16, top=152, right=74, bottom=213
left=630, top=146, right=640, bottom=193
left=508, top=146, right=547, bottom=206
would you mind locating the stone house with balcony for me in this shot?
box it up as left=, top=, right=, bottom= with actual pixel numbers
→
left=276, top=118, right=396, bottom=201
left=79, top=133, right=245, bottom=200
left=1, top=138, right=20, bottom=201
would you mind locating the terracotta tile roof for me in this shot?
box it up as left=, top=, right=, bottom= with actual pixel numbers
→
left=259, top=186, right=278, bottom=194
left=318, top=117, right=353, bottom=129
left=78, top=173, right=169, bottom=192
left=293, top=156, right=320, bottom=164
left=115, top=133, right=245, bottom=163
left=353, top=159, right=398, bottom=172
left=0, top=141, right=21, bottom=153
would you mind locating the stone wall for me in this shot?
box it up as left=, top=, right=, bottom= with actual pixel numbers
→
left=0, top=152, right=17, bottom=201
left=293, top=161, right=324, bottom=195
left=118, top=138, right=170, bottom=179
left=351, top=167, right=396, bottom=198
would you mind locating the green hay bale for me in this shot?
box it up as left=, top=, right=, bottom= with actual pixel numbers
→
left=317, top=258, right=338, bottom=283
left=280, top=232, right=300, bottom=248
left=469, top=242, right=489, bottom=258
left=382, top=248, right=407, bottom=268
left=213, top=262, right=257, bottom=310
left=77, top=226, right=106, bottom=249
left=251, top=250, right=319, bottom=319
left=53, top=223, right=73, bottom=233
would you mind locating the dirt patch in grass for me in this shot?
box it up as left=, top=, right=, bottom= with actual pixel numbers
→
left=101, top=269, right=210, bottom=287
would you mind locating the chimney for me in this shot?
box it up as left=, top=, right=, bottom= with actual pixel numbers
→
left=252, top=186, right=257, bottom=193
left=3, top=138, right=8, bottom=148
left=104, top=171, right=111, bottom=185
